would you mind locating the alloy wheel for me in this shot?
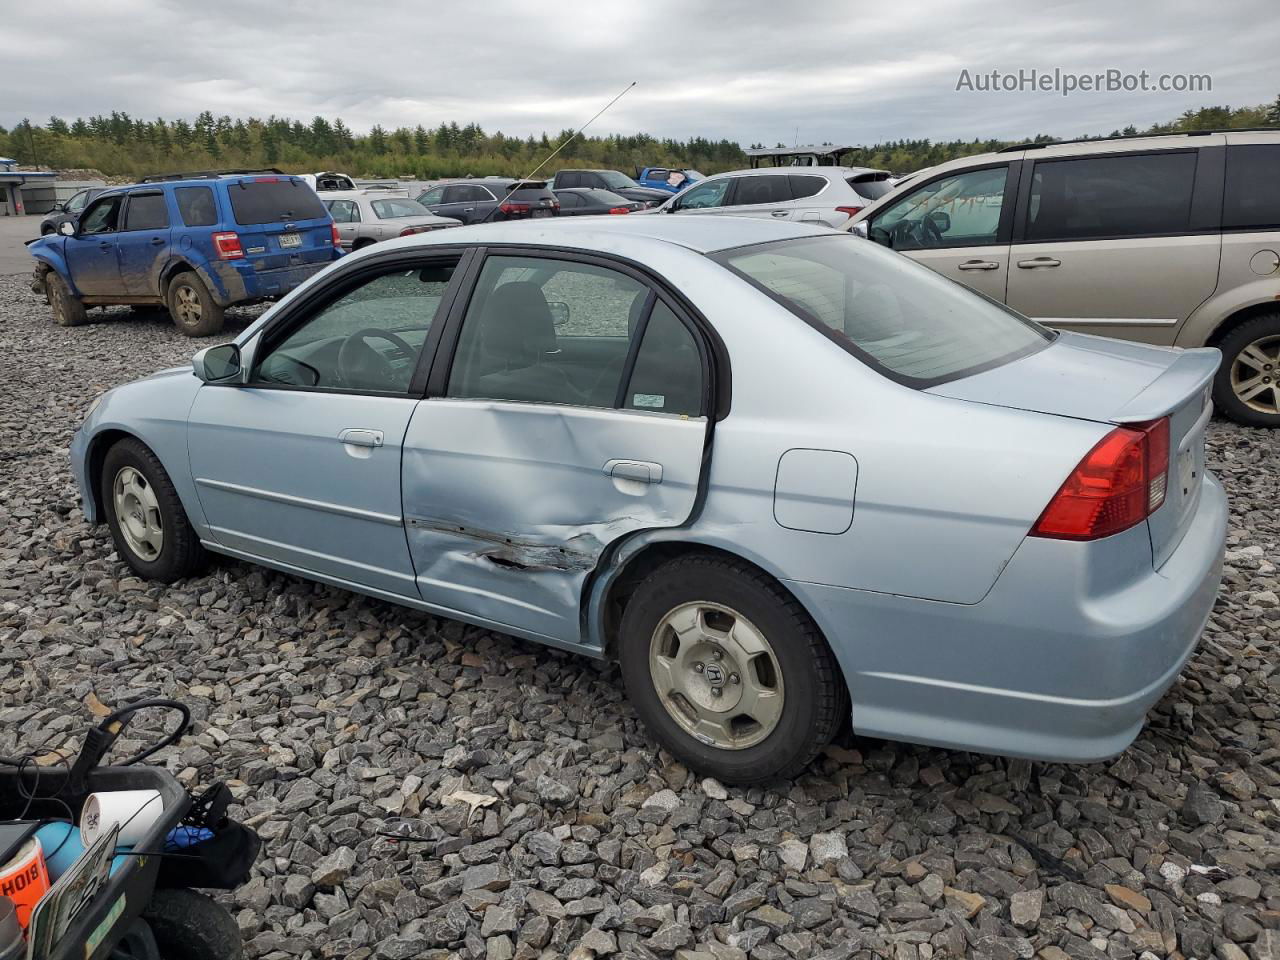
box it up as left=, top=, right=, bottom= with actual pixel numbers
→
left=648, top=601, right=785, bottom=750
left=1230, top=334, right=1280, bottom=415
left=112, top=465, right=163, bottom=561
left=174, top=284, right=202, bottom=327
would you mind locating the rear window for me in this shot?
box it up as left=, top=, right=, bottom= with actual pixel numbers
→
left=176, top=186, right=218, bottom=227
left=506, top=182, right=555, bottom=201
left=714, top=235, right=1050, bottom=387
left=371, top=198, right=432, bottom=219
left=789, top=175, right=828, bottom=200
left=849, top=173, right=894, bottom=201
left=124, top=193, right=169, bottom=230
left=228, top=178, right=328, bottom=225
left=1223, top=144, right=1280, bottom=231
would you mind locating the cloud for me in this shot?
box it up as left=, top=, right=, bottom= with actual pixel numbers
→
left=3, top=0, right=1276, bottom=144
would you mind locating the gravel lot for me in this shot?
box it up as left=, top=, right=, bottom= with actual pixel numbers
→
left=1, top=272, right=1277, bottom=960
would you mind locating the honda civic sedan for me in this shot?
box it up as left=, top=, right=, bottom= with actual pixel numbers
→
left=71, top=216, right=1227, bottom=783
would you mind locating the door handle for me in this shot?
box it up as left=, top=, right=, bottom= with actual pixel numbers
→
left=149, top=237, right=165, bottom=245
left=463, top=207, right=475, bottom=212
left=958, top=260, right=1000, bottom=271
left=604, top=459, right=663, bottom=484
left=770, top=210, right=789, bottom=218
left=338, top=428, right=384, bottom=448
left=1016, top=257, right=1061, bottom=269
left=98, top=242, right=111, bottom=251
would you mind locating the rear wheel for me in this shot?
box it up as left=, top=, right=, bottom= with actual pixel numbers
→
left=1213, top=313, right=1280, bottom=427
left=142, top=889, right=242, bottom=960
left=618, top=554, right=847, bottom=783
left=167, top=271, right=225, bottom=338
left=351, top=238, right=375, bottom=250
left=47, top=272, right=88, bottom=327
left=101, top=438, right=207, bottom=582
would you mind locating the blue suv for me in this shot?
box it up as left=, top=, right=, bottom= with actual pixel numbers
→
left=28, top=170, right=341, bottom=337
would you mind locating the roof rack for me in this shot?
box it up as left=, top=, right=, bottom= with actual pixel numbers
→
left=138, top=168, right=287, bottom=183
left=998, top=127, right=1278, bottom=153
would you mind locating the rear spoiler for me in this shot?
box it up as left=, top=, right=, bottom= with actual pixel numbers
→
left=1112, top=347, right=1220, bottom=423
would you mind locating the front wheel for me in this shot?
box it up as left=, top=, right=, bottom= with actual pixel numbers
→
left=1213, top=313, right=1280, bottom=427
left=167, top=271, right=225, bottom=338
left=101, top=438, right=207, bottom=582
left=618, top=554, right=848, bottom=784
left=142, top=889, right=242, bottom=960
left=47, top=272, right=88, bottom=327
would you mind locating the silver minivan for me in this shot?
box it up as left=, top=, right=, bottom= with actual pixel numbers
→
left=657, top=166, right=893, bottom=228
left=847, top=131, right=1280, bottom=426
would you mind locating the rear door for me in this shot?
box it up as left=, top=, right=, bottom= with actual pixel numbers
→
left=325, top=198, right=361, bottom=249
left=1005, top=146, right=1222, bottom=345
left=225, top=175, right=334, bottom=271
left=721, top=174, right=794, bottom=221
left=865, top=162, right=1018, bottom=302
left=64, top=194, right=124, bottom=296
left=401, top=250, right=711, bottom=646
left=117, top=190, right=172, bottom=295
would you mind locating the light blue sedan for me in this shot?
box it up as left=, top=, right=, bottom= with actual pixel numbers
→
left=71, top=216, right=1227, bottom=783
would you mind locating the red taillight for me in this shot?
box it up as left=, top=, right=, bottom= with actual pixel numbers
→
left=330, top=223, right=341, bottom=245
left=835, top=205, right=863, bottom=218
left=211, top=231, right=244, bottom=260
left=499, top=201, right=530, bottom=215
left=1030, top=417, right=1170, bottom=541
left=608, top=206, right=631, bottom=215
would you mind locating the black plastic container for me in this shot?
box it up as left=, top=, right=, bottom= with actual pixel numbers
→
left=0, top=766, right=188, bottom=960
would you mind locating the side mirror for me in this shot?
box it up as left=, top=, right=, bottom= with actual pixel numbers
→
left=58, top=221, right=76, bottom=237
left=927, top=210, right=951, bottom=233
left=868, top=226, right=894, bottom=249
left=51, top=201, right=65, bottom=212
left=850, top=221, right=869, bottom=238
left=192, top=343, right=242, bottom=383
left=547, top=301, right=570, bottom=328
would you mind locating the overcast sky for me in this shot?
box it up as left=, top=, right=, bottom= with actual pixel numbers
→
left=3, top=0, right=1277, bottom=145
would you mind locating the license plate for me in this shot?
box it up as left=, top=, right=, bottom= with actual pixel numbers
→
left=531, top=209, right=551, bottom=218
left=279, top=233, right=302, bottom=249
left=1177, top=447, right=1196, bottom=497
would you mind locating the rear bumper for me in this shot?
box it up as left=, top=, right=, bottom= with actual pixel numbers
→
left=208, top=256, right=335, bottom=306
left=788, top=472, right=1227, bottom=762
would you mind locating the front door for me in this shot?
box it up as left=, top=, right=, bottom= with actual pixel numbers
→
left=186, top=256, right=462, bottom=597
left=866, top=163, right=1017, bottom=302
left=402, top=252, right=710, bottom=646
left=117, top=190, right=172, bottom=296
left=64, top=194, right=124, bottom=296
left=1004, top=150, right=1220, bottom=345
left=667, top=177, right=733, bottom=218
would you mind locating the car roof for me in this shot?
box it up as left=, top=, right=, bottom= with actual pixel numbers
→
left=387, top=212, right=835, bottom=254
left=704, top=165, right=885, bottom=179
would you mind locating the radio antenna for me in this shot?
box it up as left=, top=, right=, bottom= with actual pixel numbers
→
left=480, top=80, right=637, bottom=223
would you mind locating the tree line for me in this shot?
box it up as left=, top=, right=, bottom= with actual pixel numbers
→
left=1, top=95, right=1277, bottom=181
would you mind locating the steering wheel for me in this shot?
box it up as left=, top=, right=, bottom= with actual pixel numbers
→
left=337, top=328, right=416, bottom=390
left=919, top=213, right=944, bottom=246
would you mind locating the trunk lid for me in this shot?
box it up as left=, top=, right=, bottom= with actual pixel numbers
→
left=929, top=331, right=1220, bottom=567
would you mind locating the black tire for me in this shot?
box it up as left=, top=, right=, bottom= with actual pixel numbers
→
left=351, top=237, right=375, bottom=250
left=167, top=271, right=225, bottom=338
left=618, top=554, right=848, bottom=784
left=41, top=224, right=55, bottom=235
left=47, top=271, right=88, bottom=327
left=142, top=889, right=242, bottom=960
left=101, top=437, right=207, bottom=582
left=1212, top=313, right=1280, bottom=427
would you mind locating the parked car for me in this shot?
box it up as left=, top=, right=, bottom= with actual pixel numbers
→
left=416, top=179, right=559, bottom=224
left=552, top=188, right=643, bottom=216
left=27, top=172, right=341, bottom=337
left=70, top=215, right=1225, bottom=783
left=845, top=130, right=1280, bottom=427
left=40, top=187, right=104, bottom=235
left=653, top=166, right=894, bottom=227
left=548, top=169, right=670, bottom=206
left=300, top=171, right=358, bottom=192
left=635, top=166, right=705, bottom=193
left=324, top=192, right=460, bottom=250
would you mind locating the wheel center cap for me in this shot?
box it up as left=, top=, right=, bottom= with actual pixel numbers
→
left=703, top=663, right=726, bottom=686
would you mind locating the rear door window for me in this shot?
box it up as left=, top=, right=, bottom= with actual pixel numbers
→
left=732, top=176, right=793, bottom=206
left=327, top=200, right=359, bottom=223
left=176, top=186, right=218, bottom=227
left=1025, top=152, right=1197, bottom=241
left=123, top=193, right=169, bottom=231
left=229, top=178, right=328, bottom=225
left=715, top=235, right=1049, bottom=387
left=1222, top=144, right=1280, bottom=230
left=789, top=175, right=828, bottom=200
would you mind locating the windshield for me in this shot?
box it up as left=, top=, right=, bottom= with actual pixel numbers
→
left=371, top=198, right=432, bottom=219
left=714, top=235, right=1050, bottom=387
left=598, top=171, right=640, bottom=190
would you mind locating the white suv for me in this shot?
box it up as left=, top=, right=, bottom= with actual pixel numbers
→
left=654, top=166, right=892, bottom=228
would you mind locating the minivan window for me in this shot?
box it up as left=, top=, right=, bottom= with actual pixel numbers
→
left=1026, top=152, right=1197, bottom=242
left=1222, top=144, right=1280, bottom=231
left=715, top=235, right=1050, bottom=387
left=229, top=178, right=328, bottom=226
